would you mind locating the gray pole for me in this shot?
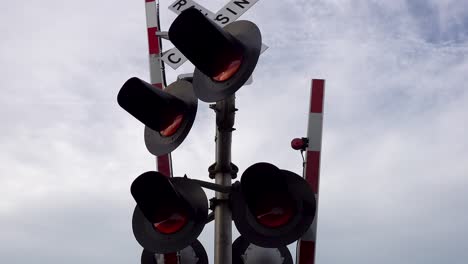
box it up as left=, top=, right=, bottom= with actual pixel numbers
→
left=213, top=95, right=236, bottom=264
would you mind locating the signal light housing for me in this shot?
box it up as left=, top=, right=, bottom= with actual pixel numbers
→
left=141, top=239, right=208, bottom=264
left=169, top=8, right=262, bottom=102
left=131, top=172, right=208, bottom=253
left=117, top=77, right=197, bottom=156
left=232, top=236, right=293, bottom=264
left=231, top=163, right=316, bottom=248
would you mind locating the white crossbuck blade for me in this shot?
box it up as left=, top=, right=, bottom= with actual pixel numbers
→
left=162, top=0, right=268, bottom=70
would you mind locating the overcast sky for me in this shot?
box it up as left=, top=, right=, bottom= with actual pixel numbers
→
left=1, top=0, right=468, bottom=263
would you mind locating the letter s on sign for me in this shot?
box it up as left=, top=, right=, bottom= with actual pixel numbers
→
left=214, top=14, right=230, bottom=25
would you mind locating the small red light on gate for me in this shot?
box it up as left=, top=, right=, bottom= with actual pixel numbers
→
left=153, top=211, right=188, bottom=234
left=212, top=58, right=243, bottom=82
left=291, top=138, right=308, bottom=150
left=160, top=114, right=184, bottom=137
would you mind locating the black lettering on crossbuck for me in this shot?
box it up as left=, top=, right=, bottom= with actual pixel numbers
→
left=172, top=0, right=188, bottom=11
left=168, top=53, right=182, bottom=64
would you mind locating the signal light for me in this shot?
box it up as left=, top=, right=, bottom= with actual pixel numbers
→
left=254, top=193, right=295, bottom=228
left=232, top=236, right=293, bottom=264
left=231, top=163, right=316, bottom=248
left=212, top=58, right=243, bottom=82
left=140, top=239, right=208, bottom=264
left=131, top=172, right=208, bottom=253
left=117, top=77, right=197, bottom=156
left=168, top=8, right=262, bottom=102
left=159, top=114, right=184, bottom=137
left=152, top=209, right=188, bottom=235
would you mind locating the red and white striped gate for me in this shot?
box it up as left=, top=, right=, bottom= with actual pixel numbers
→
left=296, top=79, right=325, bottom=264
left=144, top=1, right=176, bottom=263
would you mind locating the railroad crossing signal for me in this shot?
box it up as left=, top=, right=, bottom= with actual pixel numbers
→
left=168, top=8, right=261, bottom=102
left=127, top=164, right=315, bottom=254
left=163, top=0, right=268, bottom=70
left=131, top=171, right=208, bottom=253
left=231, top=163, right=316, bottom=248
left=117, top=2, right=322, bottom=264
left=117, top=77, right=197, bottom=156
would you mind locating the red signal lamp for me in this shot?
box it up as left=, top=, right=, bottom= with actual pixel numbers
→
left=159, top=114, right=184, bottom=137
left=153, top=211, right=188, bottom=235
left=168, top=8, right=262, bottom=102
left=212, top=57, right=243, bottom=82
left=231, top=163, right=316, bottom=248
left=131, top=172, right=208, bottom=253
left=117, top=77, right=198, bottom=156
left=254, top=196, right=295, bottom=228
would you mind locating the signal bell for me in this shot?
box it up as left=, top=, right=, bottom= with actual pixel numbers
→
left=131, top=172, right=208, bottom=253
left=117, top=77, right=197, bottom=156
left=231, top=163, right=316, bottom=248
left=169, top=8, right=262, bottom=102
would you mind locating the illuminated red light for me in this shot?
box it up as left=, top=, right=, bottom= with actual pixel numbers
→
left=291, top=138, right=307, bottom=150
left=160, top=114, right=184, bottom=137
left=153, top=212, right=188, bottom=234
left=212, top=58, right=243, bottom=82
left=253, top=196, right=295, bottom=228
